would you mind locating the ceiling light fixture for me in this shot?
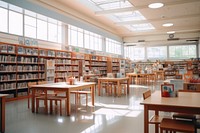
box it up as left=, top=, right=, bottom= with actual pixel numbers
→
left=148, top=3, right=164, bottom=9
left=162, top=23, right=174, bottom=27
left=167, top=31, right=175, bottom=34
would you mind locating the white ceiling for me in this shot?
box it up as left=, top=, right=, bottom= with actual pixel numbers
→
left=38, top=0, right=200, bottom=43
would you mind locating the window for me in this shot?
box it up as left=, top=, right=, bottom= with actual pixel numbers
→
left=48, top=23, right=57, bottom=42
left=24, top=15, right=36, bottom=38
left=147, top=46, right=167, bottom=59
left=124, top=46, right=145, bottom=60
left=106, top=38, right=121, bottom=55
left=84, top=30, right=102, bottom=51
left=68, top=25, right=102, bottom=51
left=169, top=45, right=196, bottom=59
left=0, top=8, right=8, bottom=32
left=37, top=19, right=47, bottom=40
left=0, top=1, right=63, bottom=43
left=9, top=10, right=23, bottom=36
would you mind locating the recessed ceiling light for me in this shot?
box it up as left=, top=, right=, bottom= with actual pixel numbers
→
left=162, top=23, right=174, bottom=27
left=167, top=31, right=175, bottom=34
left=148, top=3, right=164, bottom=9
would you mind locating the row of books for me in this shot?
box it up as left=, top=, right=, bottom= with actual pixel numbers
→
left=0, top=65, right=17, bottom=71
left=17, top=82, right=28, bottom=89
left=112, top=63, right=119, bottom=66
left=18, top=47, right=38, bottom=55
left=39, top=50, right=55, bottom=57
left=56, top=51, right=71, bottom=58
left=17, top=65, right=39, bottom=71
left=91, top=62, right=107, bottom=66
left=17, top=57, right=38, bottom=63
left=72, top=66, right=79, bottom=71
left=55, top=59, right=71, bottom=64
left=90, top=67, right=107, bottom=71
left=0, top=55, right=16, bottom=62
left=71, top=60, right=79, bottom=65
left=0, top=74, right=16, bottom=81
left=0, top=45, right=15, bottom=54
left=0, top=83, right=16, bottom=90
left=55, top=66, right=72, bottom=71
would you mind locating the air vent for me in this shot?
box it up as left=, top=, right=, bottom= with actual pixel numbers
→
left=167, top=38, right=179, bottom=41
left=138, top=40, right=145, bottom=42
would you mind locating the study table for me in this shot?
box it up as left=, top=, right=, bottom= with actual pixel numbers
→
left=140, top=91, right=200, bottom=133
left=30, top=82, right=95, bottom=116
left=0, top=94, right=8, bottom=133
left=126, top=73, right=155, bottom=84
left=98, top=77, right=129, bottom=97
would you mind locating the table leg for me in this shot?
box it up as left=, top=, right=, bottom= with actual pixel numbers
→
left=127, top=79, right=130, bottom=94
left=91, top=85, right=95, bottom=106
left=0, top=97, right=6, bottom=133
left=66, top=90, right=71, bottom=116
left=44, top=90, right=48, bottom=114
left=98, top=79, right=101, bottom=96
left=117, top=81, right=121, bottom=97
left=155, top=110, right=159, bottom=133
left=32, top=89, right=35, bottom=113
left=144, top=105, right=149, bottom=133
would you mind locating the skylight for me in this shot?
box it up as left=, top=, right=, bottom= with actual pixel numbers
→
left=87, top=0, right=155, bottom=32
left=125, top=23, right=155, bottom=31
left=89, top=0, right=132, bottom=10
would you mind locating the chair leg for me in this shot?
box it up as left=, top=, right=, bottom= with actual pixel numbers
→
left=86, top=94, right=88, bottom=106
left=36, top=99, right=39, bottom=113
left=50, top=100, right=53, bottom=114
left=60, top=100, right=62, bottom=116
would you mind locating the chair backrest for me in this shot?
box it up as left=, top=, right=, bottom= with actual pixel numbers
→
left=38, top=81, right=47, bottom=85
left=28, top=82, right=37, bottom=88
left=143, top=90, right=151, bottom=100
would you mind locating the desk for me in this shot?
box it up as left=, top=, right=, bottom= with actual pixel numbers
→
left=140, top=91, right=200, bottom=133
left=0, top=94, right=8, bottom=133
left=31, top=82, right=95, bottom=116
left=98, top=77, right=129, bottom=97
left=126, top=73, right=155, bottom=84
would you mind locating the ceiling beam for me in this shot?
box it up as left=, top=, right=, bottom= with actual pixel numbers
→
left=95, top=0, right=200, bottom=15
left=115, top=14, right=200, bottom=25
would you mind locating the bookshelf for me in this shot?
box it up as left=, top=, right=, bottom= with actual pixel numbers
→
left=0, top=43, right=47, bottom=99
left=54, top=50, right=72, bottom=82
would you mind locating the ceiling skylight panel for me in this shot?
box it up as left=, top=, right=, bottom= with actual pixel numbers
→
left=126, top=23, right=155, bottom=31
left=99, top=1, right=132, bottom=10
left=114, top=11, right=145, bottom=22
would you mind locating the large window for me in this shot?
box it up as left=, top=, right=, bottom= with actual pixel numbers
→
left=84, top=30, right=102, bottom=51
left=169, top=45, right=197, bottom=59
left=68, top=25, right=83, bottom=47
left=106, top=38, right=121, bottom=55
left=124, top=46, right=145, bottom=60
left=0, top=7, right=8, bottom=32
left=68, top=25, right=102, bottom=51
left=147, top=46, right=167, bottom=59
left=0, top=1, right=62, bottom=43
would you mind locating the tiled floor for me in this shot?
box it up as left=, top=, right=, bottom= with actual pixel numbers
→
left=4, top=81, right=171, bottom=133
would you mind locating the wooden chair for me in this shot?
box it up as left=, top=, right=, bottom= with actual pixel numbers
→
left=27, top=82, right=37, bottom=109
left=143, top=90, right=165, bottom=133
left=36, top=81, right=67, bottom=116
left=160, top=118, right=195, bottom=133
left=71, top=89, right=92, bottom=106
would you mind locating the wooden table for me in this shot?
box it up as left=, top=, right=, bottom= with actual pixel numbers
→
left=140, top=91, right=200, bottom=133
left=98, top=77, right=129, bottom=97
left=0, top=94, right=8, bottom=133
left=126, top=73, right=155, bottom=84
left=30, top=82, right=95, bottom=116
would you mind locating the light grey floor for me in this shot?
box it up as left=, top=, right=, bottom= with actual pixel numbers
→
left=4, top=81, right=172, bottom=133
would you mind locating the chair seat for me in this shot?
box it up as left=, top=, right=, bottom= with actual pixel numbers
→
left=160, top=118, right=195, bottom=132
left=149, top=115, right=164, bottom=124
